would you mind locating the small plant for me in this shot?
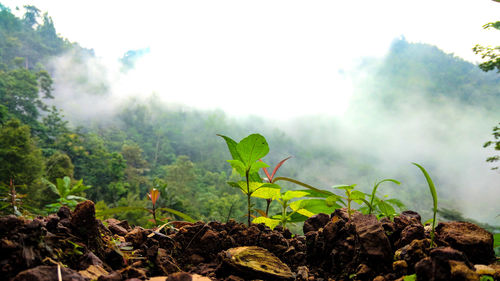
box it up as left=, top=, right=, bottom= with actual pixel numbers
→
left=147, top=187, right=160, bottom=224
left=260, top=156, right=291, bottom=216
left=218, top=134, right=280, bottom=225
left=44, top=176, right=91, bottom=213
left=413, top=162, right=438, bottom=248
left=367, top=179, right=401, bottom=215
left=331, top=184, right=371, bottom=220
left=0, top=179, right=26, bottom=216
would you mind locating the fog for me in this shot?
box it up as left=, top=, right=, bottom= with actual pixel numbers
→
left=44, top=42, right=500, bottom=225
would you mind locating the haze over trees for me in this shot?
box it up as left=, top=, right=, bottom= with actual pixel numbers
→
left=0, top=4, right=498, bottom=228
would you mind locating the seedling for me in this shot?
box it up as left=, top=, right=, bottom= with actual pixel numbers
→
left=413, top=162, right=438, bottom=248
left=147, top=187, right=160, bottom=224
left=368, top=179, right=401, bottom=215
left=332, top=184, right=371, bottom=220
left=44, top=176, right=91, bottom=213
left=260, top=156, right=291, bottom=216
left=218, top=134, right=280, bottom=225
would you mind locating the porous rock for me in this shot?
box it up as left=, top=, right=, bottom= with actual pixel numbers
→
left=303, top=213, right=330, bottom=234
left=12, top=265, right=89, bottom=281
left=221, top=246, right=293, bottom=280
left=435, top=221, right=495, bottom=264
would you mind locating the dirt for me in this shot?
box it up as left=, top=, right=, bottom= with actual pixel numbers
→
left=1, top=200, right=498, bottom=281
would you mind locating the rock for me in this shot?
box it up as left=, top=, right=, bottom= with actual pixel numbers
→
left=222, top=246, right=293, bottom=280
left=351, top=212, right=393, bottom=267
left=97, top=271, right=122, bottom=281
left=124, top=227, right=147, bottom=247
left=414, top=247, right=474, bottom=281
left=474, top=264, right=496, bottom=275
left=12, top=265, right=89, bottom=281
left=435, top=221, right=495, bottom=264
left=166, top=272, right=212, bottom=281
left=58, top=206, right=72, bottom=219
left=156, top=248, right=181, bottom=275
left=394, top=239, right=431, bottom=270
left=79, top=265, right=109, bottom=280
left=296, top=265, right=309, bottom=281
left=449, top=260, right=479, bottom=281
left=71, top=201, right=105, bottom=257
left=392, top=260, right=408, bottom=276
left=303, top=213, right=330, bottom=234
left=108, top=223, right=128, bottom=237
left=395, top=224, right=425, bottom=248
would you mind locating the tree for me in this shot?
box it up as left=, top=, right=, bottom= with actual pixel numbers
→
left=474, top=18, right=500, bottom=169
left=0, top=119, right=44, bottom=187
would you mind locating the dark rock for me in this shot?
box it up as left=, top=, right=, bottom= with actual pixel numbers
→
left=415, top=247, right=474, bottom=281
left=79, top=251, right=106, bottom=270
left=12, top=265, right=89, bottom=281
left=400, top=210, right=421, bottom=222
left=395, top=224, right=425, bottom=248
left=58, top=206, right=72, bottom=219
left=107, top=223, right=128, bottom=237
left=156, top=247, right=182, bottom=275
left=303, top=213, right=330, bottom=234
left=435, top=221, right=495, bottom=264
left=97, top=271, right=122, bottom=281
left=394, top=239, right=431, bottom=270
left=125, top=227, right=147, bottom=247
left=71, top=201, right=105, bottom=258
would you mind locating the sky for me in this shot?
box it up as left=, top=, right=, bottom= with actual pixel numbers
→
left=2, top=0, right=500, bottom=118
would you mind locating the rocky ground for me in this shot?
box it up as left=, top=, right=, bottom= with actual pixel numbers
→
left=1, top=200, right=498, bottom=281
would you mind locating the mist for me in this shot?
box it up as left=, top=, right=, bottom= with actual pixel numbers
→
left=43, top=35, right=500, bottom=225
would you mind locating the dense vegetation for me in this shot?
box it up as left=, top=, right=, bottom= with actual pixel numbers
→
left=0, top=4, right=499, bottom=235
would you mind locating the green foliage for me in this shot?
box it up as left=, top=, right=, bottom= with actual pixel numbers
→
left=494, top=233, right=500, bottom=257
left=43, top=176, right=90, bottom=213
left=45, top=152, right=74, bottom=183
left=0, top=118, right=44, bottom=187
left=483, top=123, right=500, bottom=169
left=403, top=274, right=417, bottom=281
left=413, top=163, right=438, bottom=248
left=219, top=133, right=271, bottom=225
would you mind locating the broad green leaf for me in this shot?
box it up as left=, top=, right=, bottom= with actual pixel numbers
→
left=325, top=194, right=343, bottom=207
left=66, top=195, right=87, bottom=201
left=290, top=199, right=339, bottom=217
left=230, top=181, right=271, bottom=195
left=252, top=185, right=281, bottom=199
left=351, top=190, right=366, bottom=200
left=43, top=178, right=59, bottom=195
left=236, top=134, right=269, bottom=166
left=252, top=217, right=280, bottom=229
left=282, top=190, right=310, bottom=201
left=249, top=161, right=270, bottom=175
left=228, top=159, right=246, bottom=176
left=217, top=134, right=241, bottom=160
left=377, top=200, right=396, bottom=217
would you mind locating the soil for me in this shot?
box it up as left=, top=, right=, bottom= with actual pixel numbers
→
left=1, top=200, right=499, bottom=281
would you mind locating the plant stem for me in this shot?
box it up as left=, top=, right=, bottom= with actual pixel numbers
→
left=246, top=170, right=251, bottom=226
left=265, top=199, right=271, bottom=216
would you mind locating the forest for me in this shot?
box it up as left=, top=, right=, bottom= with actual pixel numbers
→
left=1, top=3, right=500, bottom=281
left=0, top=3, right=499, bottom=228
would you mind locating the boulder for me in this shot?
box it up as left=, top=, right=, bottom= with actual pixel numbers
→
left=435, top=221, right=495, bottom=264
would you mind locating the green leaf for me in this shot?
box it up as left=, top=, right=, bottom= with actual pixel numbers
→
left=236, top=134, right=269, bottom=166
left=227, top=159, right=246, bottom=176
left=252, top=216, right=280, bottom=229
left=351, top=190, right=366, bottom=200
left=252, top=185, right=281, bottom=199
left=290, top=199, right=339, bottom=217
left=412, top=163, right=438, bottom=212
left=333, top=184, right=354, bottom=191
left=377, top=200, right=396, bottom=217
left=325, top=194, right=343, bottom=207
left=282, top=190, right=311, bottom=201
left=403, top=274, right=417, bottom=281
left=217, top=134, right=241, bottom=160
left=157, top=207, right=195, bottom=222
left=249, top=160, right=270, bottom=175
left=386, top=198, right=406, bottom=210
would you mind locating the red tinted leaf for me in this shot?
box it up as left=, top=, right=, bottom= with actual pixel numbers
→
left=270, top=156, right=292, bottom=181
left=148, top=188, right=160, bottom=206
left=259, top=159, right=272, bottom=181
